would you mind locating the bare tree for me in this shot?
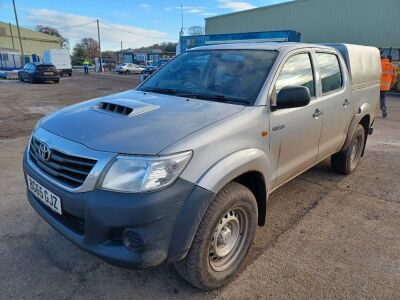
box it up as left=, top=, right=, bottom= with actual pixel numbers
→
left=81, top=37, right=100, bottom=59
left=36, top=25, right=69, bottom=48
left=187, top=26, right=204, bottom=36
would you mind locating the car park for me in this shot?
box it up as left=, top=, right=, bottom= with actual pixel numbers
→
left=116, top=63, right=144, bottom=74
left=23, top=42, right=380, bottom=290
left=18, top=63, right=60, bottom=83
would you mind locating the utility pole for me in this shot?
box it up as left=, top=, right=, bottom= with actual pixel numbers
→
left=8, top=23, right=15, bottom=50
left=12, top=0, right=24, bottom=65
left=96, top=19, right=102, bottom=72
left=120, top=41, right=123, bottom=63
left=179, top=5, right=184, bottom=36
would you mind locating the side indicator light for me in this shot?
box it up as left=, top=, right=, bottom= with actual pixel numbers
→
left=261, top=131, right=268, bottom=137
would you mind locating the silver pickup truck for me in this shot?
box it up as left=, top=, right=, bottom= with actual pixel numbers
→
left=23, top=42, right=381, bottom=290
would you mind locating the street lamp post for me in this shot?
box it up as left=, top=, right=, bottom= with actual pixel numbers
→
left=179, top=5, right=184, bottom=36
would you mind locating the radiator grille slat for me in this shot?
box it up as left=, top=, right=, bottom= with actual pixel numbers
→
left=29, top=137, right=96, bottom=188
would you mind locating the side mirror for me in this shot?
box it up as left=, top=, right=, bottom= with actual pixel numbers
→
left=276, top=86, right=311, bottom=109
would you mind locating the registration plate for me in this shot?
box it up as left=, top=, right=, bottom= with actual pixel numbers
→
left=27, top=175, right=62, bottom=215
left=44, top=72, right=53, bottom=75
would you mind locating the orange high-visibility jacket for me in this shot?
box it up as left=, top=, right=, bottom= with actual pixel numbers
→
left=381, top=58, right=397, bottom=91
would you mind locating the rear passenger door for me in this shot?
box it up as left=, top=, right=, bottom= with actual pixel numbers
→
left=269, top=51, right=323, bottom=187
left=313, top=51, right=352, bottom=161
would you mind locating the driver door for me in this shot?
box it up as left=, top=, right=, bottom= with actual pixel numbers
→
left=269, top=52, right=323, bottom=188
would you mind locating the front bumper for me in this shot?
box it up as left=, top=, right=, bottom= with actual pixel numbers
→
left=23, top=150, right=214, bottom=268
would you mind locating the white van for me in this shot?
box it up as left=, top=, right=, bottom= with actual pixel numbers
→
left=42, top=49, right=72, bottom=76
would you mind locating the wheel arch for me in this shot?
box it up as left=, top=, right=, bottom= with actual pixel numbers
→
left=167, top=149, right=271, bottom=262
left=342, top=102, right=373, bottom=152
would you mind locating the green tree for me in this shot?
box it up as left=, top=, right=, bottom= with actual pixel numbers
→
left=71, top=37, right=100, bottom=65
left=71, top=43, right=86, bottom=65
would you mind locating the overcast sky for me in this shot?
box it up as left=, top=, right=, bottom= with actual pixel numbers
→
left=1, top=0, right=288, bottom=51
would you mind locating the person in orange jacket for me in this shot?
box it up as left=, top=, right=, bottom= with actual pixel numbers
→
left=380, top=56, right=397, bottom=118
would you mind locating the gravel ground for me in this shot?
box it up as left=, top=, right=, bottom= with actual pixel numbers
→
left=0, top=74, right=399, bottom=299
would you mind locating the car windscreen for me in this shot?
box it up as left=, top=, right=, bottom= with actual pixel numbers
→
left=138, top=49, right=278, bottom=105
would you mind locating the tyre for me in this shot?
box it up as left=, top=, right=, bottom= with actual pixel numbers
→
left=19, top=74, right=24, bottom=82
left=174, top=182, right=257, bottom=290
left=54, top=79, right=60, bottom=83
left=331, top=124, right=366, bottom=175
left=126, top=70, right=130, bottom=74
left=29, top=75, right=35, bottom=84
left=68, top=72, right=72, bottom=77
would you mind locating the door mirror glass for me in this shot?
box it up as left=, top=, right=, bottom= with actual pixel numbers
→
left=276, top=86, right=311, bottom=109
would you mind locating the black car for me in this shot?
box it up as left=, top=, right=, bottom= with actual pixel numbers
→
left=18, top=63, right=60, bottom=83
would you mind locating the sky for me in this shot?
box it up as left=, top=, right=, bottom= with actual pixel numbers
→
left=0, top=0, right=289, bottom=51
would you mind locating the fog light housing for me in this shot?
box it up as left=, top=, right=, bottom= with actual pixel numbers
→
left=122, top=230, right=144, bottom=251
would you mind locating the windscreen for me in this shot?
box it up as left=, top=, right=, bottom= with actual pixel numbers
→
left=138, top=49, right=277, bottom=105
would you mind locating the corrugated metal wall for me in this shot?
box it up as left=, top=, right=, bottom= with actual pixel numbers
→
left=205, top=0, right=400, bottom=48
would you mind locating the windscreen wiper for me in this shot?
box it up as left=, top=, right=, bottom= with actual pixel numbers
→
left=141, top=87, right=184, bottom=95
left=177, top=93, right=249, bottom=104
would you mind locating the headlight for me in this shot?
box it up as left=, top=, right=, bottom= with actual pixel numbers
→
left=99, top=151, right=192, bottom=193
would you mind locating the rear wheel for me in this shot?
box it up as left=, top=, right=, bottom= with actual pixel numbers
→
left=174, top=182, right=257, bottom=290
left=331, top=124, right=366, bottom=175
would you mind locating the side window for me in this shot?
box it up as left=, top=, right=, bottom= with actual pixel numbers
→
left=315, top=53, right=343, bottom=94
left=391, top=49, right=399, bottom=61
left=380, top=48, right=390, bottom=58
left=275, top=53, right=315, bottom=98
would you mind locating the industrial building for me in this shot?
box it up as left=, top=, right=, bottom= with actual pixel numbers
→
left=0, top=21, right=60, bottom=57
left=205, top=0, right=400, bottom=48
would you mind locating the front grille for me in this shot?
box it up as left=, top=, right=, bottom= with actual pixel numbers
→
left=29, top=137, right=97, bottom=188
left=35, top=196, right=85, bottom=235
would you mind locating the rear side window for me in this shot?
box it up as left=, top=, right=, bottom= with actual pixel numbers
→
left=275, top=53, right=315, bottom=97
left=392, top=49, right=400, bottom=61
left=315, top=53, right=343, bottom=94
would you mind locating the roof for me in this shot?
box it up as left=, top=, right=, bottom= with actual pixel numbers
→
left=205, top=0, right=308, bottom=20
left=189, top=41, right=333, bottom=51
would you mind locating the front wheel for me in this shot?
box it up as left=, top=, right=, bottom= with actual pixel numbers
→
left=174, top=182, right=257, bottom=290
left=331, top=124, right=366, bottom=175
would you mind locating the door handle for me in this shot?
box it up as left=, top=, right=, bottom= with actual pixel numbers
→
left=313, top=109, right=323, bottom=119
left=343, top=99, right=350, bottom=107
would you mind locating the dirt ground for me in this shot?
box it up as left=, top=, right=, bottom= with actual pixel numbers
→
left=0, top=73, right=399, bottom=299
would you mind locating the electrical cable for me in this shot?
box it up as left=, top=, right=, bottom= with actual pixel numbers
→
left=99, top=20, right=171, bottom=40
left=54, top=20, right=97, bottom=30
